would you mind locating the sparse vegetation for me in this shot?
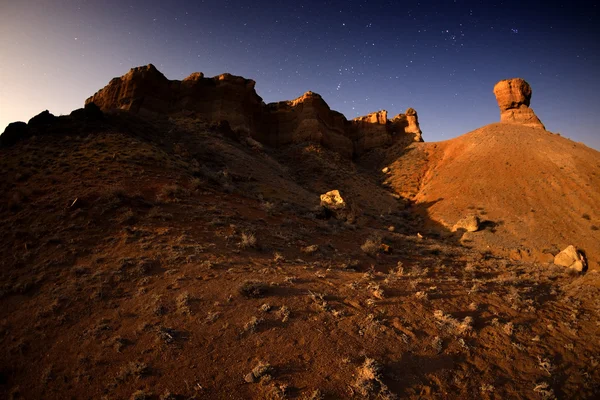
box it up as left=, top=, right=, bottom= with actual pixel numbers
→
left=239, top=232, right=257, bottom=249
left=361, top=236, right=382, bottom=256
left=239, top=280, right=268, bottom=298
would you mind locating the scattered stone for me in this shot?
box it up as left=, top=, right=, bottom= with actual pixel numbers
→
left=382, top=167, right=390, bottom=174
left=453, top=215, right=480, bottom=232
left=379, top=244, right=392, bottom=254
left=301, top=244, right=319, bottom=254
left=554, top=245, right=587, bottom=272
left=387, top=225, right=395, bottom=232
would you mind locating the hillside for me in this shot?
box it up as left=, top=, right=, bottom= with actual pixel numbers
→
left=385, top=123, right=600, bottom=269
left=1, top=68, right=599, bottom=399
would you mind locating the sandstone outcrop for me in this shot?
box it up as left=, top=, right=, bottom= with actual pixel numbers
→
left=262, top=91, right=353, bottom=157
left=85, top=65, right=422, bottom=157
left=554, top=245, right=587, bottom=272
left=493, top=78, right=545, bottom=129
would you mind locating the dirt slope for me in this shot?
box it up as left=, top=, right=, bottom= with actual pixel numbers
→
left=387, top=123, right=600, bottom=269
left=1, top=113, right=600, bottom=399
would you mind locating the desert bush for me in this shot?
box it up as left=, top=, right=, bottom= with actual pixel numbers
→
left=361, top=236, right=382, bottom=257
left=353, top=358, right=395, bottom=399
left=239, top=232, right=257, bottom=249
left=277, top=306, right=290, bottom=322
left=243, top=316, right=263, bottom=333
left=131, top=390, right=152, bottom=400
left=239, top=280, right=268, bottom=298
left=159, top=184, right=188, bottom=200
left=244, top=361, right=272, bottom=383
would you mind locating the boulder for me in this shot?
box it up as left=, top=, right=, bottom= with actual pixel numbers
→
left=320, top=190, right=348, bottom=220
left=493, top=78, right=545, bottom=129
left=554, top=245, right=587, bottom=272
left=452, top=215, right=480, bottom=232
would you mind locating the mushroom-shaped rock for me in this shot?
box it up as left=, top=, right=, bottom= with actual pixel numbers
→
left=493, top=78, right=545, bottom=129
left=554, top=245, right=587, bottom=272
left=405, top=108, right=423, bottom=141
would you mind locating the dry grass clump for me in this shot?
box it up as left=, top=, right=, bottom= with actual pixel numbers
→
left=239, top=232, right=257, bottom=249
left=533, top=382, right=557, bottom=399
left=431, top=336, right=443, bottom=353
left=116, top=361, right=150, bottom=382
left=277, top=306, right=291, bottom=322
left=243, top=316, right=263, bottom=333
left=131, top=390, right=152, bottom=400
left=361, top=236, right=382, bottom=257
left=239, top=280, right=268, bottom=298
left=368, top=283, right=385, bottom=299
left=176, top=292, right=192, bottom=315
left=303, top=389, right=324, bottom=400
left=244, top=361, right=272, bottom=383
left=159, top=184, right=188, bottom=201
left=308, top=291, right=331, bottom=312
left=433, top=310, right=473, bottom=335
left=352, top=358, right=396, bottom=399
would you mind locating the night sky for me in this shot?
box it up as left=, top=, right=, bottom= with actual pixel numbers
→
left=1, top=0, right=599, bottom=149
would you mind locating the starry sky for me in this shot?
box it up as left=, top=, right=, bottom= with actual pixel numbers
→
left=1, top=0, right=599, bottom=149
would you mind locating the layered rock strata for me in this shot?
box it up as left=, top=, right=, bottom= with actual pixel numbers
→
left=85, top=64, right=423, bottom=157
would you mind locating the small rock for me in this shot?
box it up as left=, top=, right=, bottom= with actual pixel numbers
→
left=382, top=167, right=390, bottom=174
left=387, top=226, right=395, bottom=232
left=453, top=215, right=480, bottom=232
left=554, top=245, right=587, bottom=272
left=380, top=244, right=392, bottom=254
left=301, top=245, right=319, bottom=254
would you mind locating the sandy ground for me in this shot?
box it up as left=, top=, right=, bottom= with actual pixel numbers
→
left=1, top=115, right=599, bottom=399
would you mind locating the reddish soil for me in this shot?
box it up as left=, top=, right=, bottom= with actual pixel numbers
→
left=386, top=123, right=600, bottom=269
left=1, top=115, right=599, bottom=399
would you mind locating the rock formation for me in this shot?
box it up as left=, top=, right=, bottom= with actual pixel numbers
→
left=493, top=78, right=545, bottom=129
left=85, top=64, right=422, bottom=157
left=261, top=91, right=353, bottom=157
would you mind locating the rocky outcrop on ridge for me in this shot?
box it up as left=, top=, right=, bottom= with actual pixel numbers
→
left=85, top=64, right=422, bottom=157
left=493, top=78, right=545, bottom=129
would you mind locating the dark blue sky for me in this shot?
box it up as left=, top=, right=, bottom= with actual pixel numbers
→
left=1, top=0, right=598, bottom=149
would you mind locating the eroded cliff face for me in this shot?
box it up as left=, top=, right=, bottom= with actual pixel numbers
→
left=493, top=78, right=545, bottom=129
left=86, top=64, right=422, bottom=157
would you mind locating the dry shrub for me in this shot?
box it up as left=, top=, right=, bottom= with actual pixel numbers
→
left=239, top=280, right=268, bottom=298
left=244, top=361, right=272, bottom=383
left=239, top=232, right=257, bottom=249
left=353, top=358, right=396, bottom=399
left=361, top=236, right=382, bottom=257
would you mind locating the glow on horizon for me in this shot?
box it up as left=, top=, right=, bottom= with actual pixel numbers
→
left=1, top=0, right=598, bottom=150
